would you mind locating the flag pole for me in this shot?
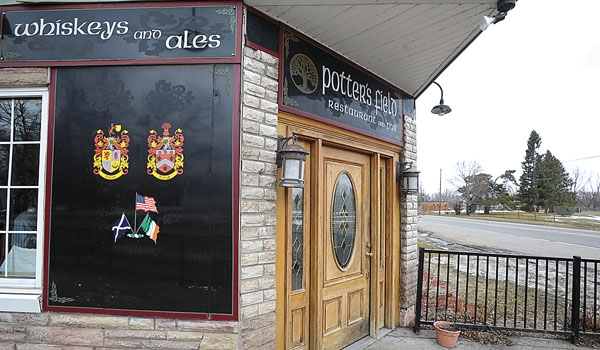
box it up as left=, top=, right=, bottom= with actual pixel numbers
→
left=134, top=192, right=138, bottom=232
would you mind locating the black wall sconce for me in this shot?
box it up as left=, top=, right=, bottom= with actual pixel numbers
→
left=277, top=135, right=309, bottom=188
left=430, top=81, right=452, bottom=116
left=397, top=161, right=420, bottom=194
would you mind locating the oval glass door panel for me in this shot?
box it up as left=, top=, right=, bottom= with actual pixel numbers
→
left=331, top=172, right=356, bottom=270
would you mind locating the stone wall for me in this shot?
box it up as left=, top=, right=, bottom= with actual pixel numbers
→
left=399, top=113, right=419, bottom=327
left=0, top=312, right=238, bottom=349
left=0, top=68, right=49, bottom=87
left=238, top=46, right=279, bottom=349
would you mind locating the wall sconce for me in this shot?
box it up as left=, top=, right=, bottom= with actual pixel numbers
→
left=430, top=81, right=451, bottom=116
left=397, top=161, right=420, bottom=194
left=277, top=135, right=309, bottom=188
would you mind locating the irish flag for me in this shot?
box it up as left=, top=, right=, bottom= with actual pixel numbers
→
left=139, top=213, right=160, bottom=244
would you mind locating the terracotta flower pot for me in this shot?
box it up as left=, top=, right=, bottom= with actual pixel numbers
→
left=433, top=320, right=460, bottom=348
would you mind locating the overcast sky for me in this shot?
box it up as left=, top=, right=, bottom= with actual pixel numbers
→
left=415, top=0, right=600, bottom=196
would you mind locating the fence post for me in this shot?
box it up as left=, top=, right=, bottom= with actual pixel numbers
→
left=571, top=255, right=581, bottom=345
left=414, top=247, right=425, bottom=334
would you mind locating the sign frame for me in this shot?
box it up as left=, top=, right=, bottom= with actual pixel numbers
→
left=0, top=2, right=242, bottom=66
left=279, top=27, right=411, bottom=146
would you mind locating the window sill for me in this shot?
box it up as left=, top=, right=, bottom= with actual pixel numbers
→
left=0, top=293, right=41, bottom=313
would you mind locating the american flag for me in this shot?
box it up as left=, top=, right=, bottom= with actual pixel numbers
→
left=136, top=193, right=158, bottom=213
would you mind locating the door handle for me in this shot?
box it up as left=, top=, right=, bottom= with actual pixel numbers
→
left=365, top=251, right=373, bottom=258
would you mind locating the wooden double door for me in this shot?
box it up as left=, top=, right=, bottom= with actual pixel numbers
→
left=281, top=139, right=391, bottom=349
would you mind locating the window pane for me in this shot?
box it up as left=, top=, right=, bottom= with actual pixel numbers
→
left=0, top=144, right=9, bottom=186
left=11, top=144, right=40, bottom=186
left=0, top=233, right=5, bottom=275
left=0, top=188, right=7, bottom=231
left=4, top=241, right=36, bottom=277
left=9, top=188, right=37, bottom=230
left=291, top=187, right=304, bottom=291
left=0, top=99, right=11, bottom=142
left=13, top=99, right=42, bottom=141
left=331, top=173, right=356, bottom=269
left=11, top=232, right=36, bottom=249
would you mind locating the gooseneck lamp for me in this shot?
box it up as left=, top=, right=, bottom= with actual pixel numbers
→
left=430, top=81, right=452, bottom=116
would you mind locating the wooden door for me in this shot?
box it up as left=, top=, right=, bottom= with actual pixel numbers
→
left=318, top=146, right=371, bottom=349
left=282, top=138, right=387, bottom=350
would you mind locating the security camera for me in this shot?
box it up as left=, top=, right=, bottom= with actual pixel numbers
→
left=480, top=0, right=517, bottom=31
left=497, top=0, right=517, bottom=14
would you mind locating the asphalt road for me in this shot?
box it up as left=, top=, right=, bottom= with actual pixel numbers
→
left=418, top=215, right=600, bottom=259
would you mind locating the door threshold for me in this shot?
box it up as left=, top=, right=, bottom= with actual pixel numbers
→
left=341, top=328, right=392, bottom=349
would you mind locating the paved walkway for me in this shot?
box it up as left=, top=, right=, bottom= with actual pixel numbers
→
left=344, top=327, right=582, bottom=349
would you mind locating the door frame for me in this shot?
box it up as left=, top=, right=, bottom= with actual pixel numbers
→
left=275, top=112, right=402, bottom=349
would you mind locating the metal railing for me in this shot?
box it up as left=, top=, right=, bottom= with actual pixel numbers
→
left=414, top=247, right=600, bottom=344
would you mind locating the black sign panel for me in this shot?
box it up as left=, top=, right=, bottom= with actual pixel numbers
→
left=48, top=65, right=235, bottom=316
left=281, top=29, right=406, bottom=145
left=1, top=5, right=238, bottom=62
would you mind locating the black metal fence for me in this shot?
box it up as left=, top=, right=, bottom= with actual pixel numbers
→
left=414, top=247, right=600, bottom=344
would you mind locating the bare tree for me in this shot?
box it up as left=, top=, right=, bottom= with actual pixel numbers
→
left=450, top=161, right=490, bottom=214
left=578, top=173, right=600, bottom=209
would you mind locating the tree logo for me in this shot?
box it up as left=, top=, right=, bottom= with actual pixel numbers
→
left=289, top=53, right=318, bottom=94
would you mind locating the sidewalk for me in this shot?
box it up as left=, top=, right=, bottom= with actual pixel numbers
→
left=344, top=327, right=582, bottom=350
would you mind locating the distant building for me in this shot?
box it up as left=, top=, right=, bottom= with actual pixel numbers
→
left=420, top=201, right=449, bottom=213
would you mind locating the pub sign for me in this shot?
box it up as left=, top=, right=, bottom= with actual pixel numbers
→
left=281, top=28, right=406, bottom=145
left=0, top=4, right=238, bottom=62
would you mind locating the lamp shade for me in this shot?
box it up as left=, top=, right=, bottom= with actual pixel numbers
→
left=277, top=138, right=309, bottom=188
left=402, top=167, right=420, bottom=194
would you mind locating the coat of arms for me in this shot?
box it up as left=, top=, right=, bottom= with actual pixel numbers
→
left=93, top=123, right=130, bottom=180
left=147, top=122, right=184, bottom=180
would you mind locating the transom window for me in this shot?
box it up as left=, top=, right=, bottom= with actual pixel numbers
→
left=0, top=88, right=48, bottom=292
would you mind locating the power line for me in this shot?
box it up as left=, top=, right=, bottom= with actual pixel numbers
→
left=564, top=155, right=600, bottom=163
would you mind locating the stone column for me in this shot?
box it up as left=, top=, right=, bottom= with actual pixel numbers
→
left=399, top=114, right=419, bottom=326
left=238, top=46, right=279, bottom=349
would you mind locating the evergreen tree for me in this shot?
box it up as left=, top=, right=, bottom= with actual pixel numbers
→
left=536, top=150, right=574, bottom=212
left=518, top=130, right=541, bottom=211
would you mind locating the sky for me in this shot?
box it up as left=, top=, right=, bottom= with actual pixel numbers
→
left=415, top=0, right=600, bottom=196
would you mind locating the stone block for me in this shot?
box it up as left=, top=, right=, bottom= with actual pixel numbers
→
left=242, top=106, right=266, bottom=122
left=128, top=317, right=155, bottom=330
left=240, top=227, right=260, bottom=240
left=155, top=319, right=177, bottom=330
left=200, top=333, right=239, bottom=350
left=27, top=326, right=103, bottom=346
left=240, top=213, right=265, bottom=226
left=167, top=331, right=204, bottom=341
left=240, top=265, right=263, bottom=279
left=244, top=82, right=266, bottom=98
left=104, top=329, right=166, bottom=340
left=176, top=320, right=238, bottom=333
left=243, top=57, right=266, bottom=74
left=243, top=69, right=262, bottom=85
left=260, top=99, right=278, bottom=114
left=50, top=314, right=128, bottom=329
left=240, top=291, right=264, bottom=306
left=0, top=68, right=48, bottom=87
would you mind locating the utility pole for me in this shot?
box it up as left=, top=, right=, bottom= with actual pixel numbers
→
left=439, top=168, right=442, bottom=215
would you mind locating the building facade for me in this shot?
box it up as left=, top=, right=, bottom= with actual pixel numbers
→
left=420, top=201, right=450, bottom=213
left=0, top=1, right=502, bottom=348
